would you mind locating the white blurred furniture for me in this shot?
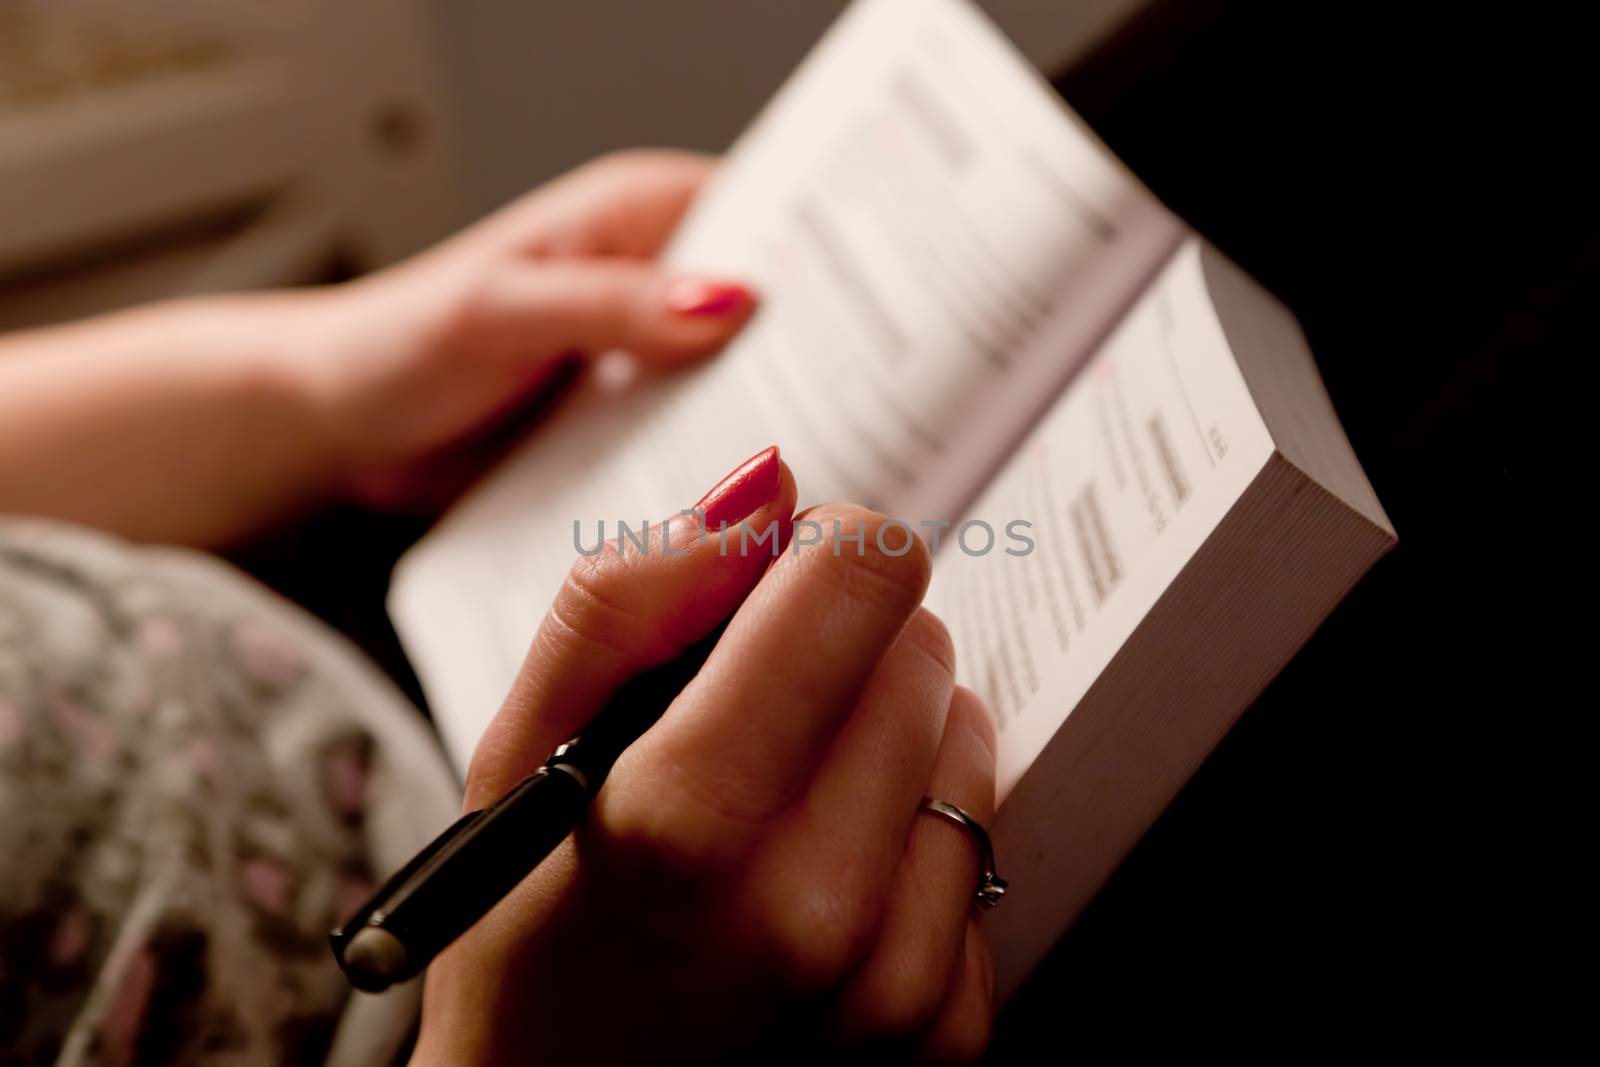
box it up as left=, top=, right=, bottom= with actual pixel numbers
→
left=0, top=0, right=462, bottom=331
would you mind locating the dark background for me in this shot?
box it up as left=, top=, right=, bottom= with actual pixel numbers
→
left=994, top=1, right=1581, bottom=1055
left=233, top=1, right=1585, bottom=1054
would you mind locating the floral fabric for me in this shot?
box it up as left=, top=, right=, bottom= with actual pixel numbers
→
left=0, top=518, right=460, bottom=1066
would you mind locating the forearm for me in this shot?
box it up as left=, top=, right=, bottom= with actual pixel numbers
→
left=0, top=291, right=344, bottom=547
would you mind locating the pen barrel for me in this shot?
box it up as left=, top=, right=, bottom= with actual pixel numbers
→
left=375, top=767, right=590, bottom=982
left=334, top=622, right=732, bottom=991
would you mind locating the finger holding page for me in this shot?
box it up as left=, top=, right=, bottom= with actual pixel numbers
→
left=464, top=446, right=795, bottom=809
left=462, top=258, right=757, bottom=370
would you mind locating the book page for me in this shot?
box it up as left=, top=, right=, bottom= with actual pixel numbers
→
left=925, top=240, right=1277, bottom=799
left=391, top=0, right=1180, bottom=772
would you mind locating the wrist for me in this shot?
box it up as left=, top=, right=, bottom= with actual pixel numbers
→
left=235, top=281, right=411, bottom=505
left=220, top=287, right=362, bottom=505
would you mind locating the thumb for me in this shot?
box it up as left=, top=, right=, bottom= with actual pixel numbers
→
left=464, top=446, right=795, bottom=809
left=469, top=259, right=758, bottom=367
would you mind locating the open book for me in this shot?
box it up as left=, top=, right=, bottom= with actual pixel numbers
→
left=389, top=0, right=1395, bottom=997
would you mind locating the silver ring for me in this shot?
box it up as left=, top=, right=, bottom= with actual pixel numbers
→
left=918, top=797, right=1008, bottom=909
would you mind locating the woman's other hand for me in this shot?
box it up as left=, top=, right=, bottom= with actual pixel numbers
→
left=0, top=151, right=750, bottom=546
left=305, top=149, right=755, bottom=510
left=413, top=450, right=999, bottom=1064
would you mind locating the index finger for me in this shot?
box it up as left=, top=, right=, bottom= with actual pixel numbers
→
left=464, top=447, right=794, bottom=810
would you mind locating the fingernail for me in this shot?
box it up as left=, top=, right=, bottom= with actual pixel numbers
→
left=693, top=445, right=781, bottom=528
left=665, top=278, right=753, bottom=317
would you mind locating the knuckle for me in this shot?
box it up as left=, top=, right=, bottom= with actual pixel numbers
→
left=643, top=702, right=804, bottom=837
left=594, top=750, right=769, bottom=878
left=947, top=686, right=998, bottom=768
left=448, top=261, right=515, bottom=345
left=550, top=545, right=677, bottom=663
left=666, top=763, right=788, bottom=839
left=592, top=785, right=722, bottom=884
left=591, top=793, right=689, bottom=880
left=759, top=861, right=884, bottom=991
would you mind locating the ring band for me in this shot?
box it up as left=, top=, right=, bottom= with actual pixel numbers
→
left=918, top=797, right=1008, bottom=909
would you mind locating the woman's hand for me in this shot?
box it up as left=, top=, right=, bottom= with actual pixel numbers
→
left=303, top=149, right=756, bottom=510
left=413, top=450, right=999, bottom=1064
left=0, top=151, right=751, bottom=546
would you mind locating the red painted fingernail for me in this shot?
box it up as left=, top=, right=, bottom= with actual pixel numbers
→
left=693, top=445, right=781, bottom=528
left=666, top=278, right=753, bottom=317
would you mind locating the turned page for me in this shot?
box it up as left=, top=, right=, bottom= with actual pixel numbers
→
left=392, top=0, right=1180, bottom=771
left=925, top=240, right=1277, bottom=799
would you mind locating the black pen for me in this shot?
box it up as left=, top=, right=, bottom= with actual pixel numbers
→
left=330, top=621, right=729, bottom=992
